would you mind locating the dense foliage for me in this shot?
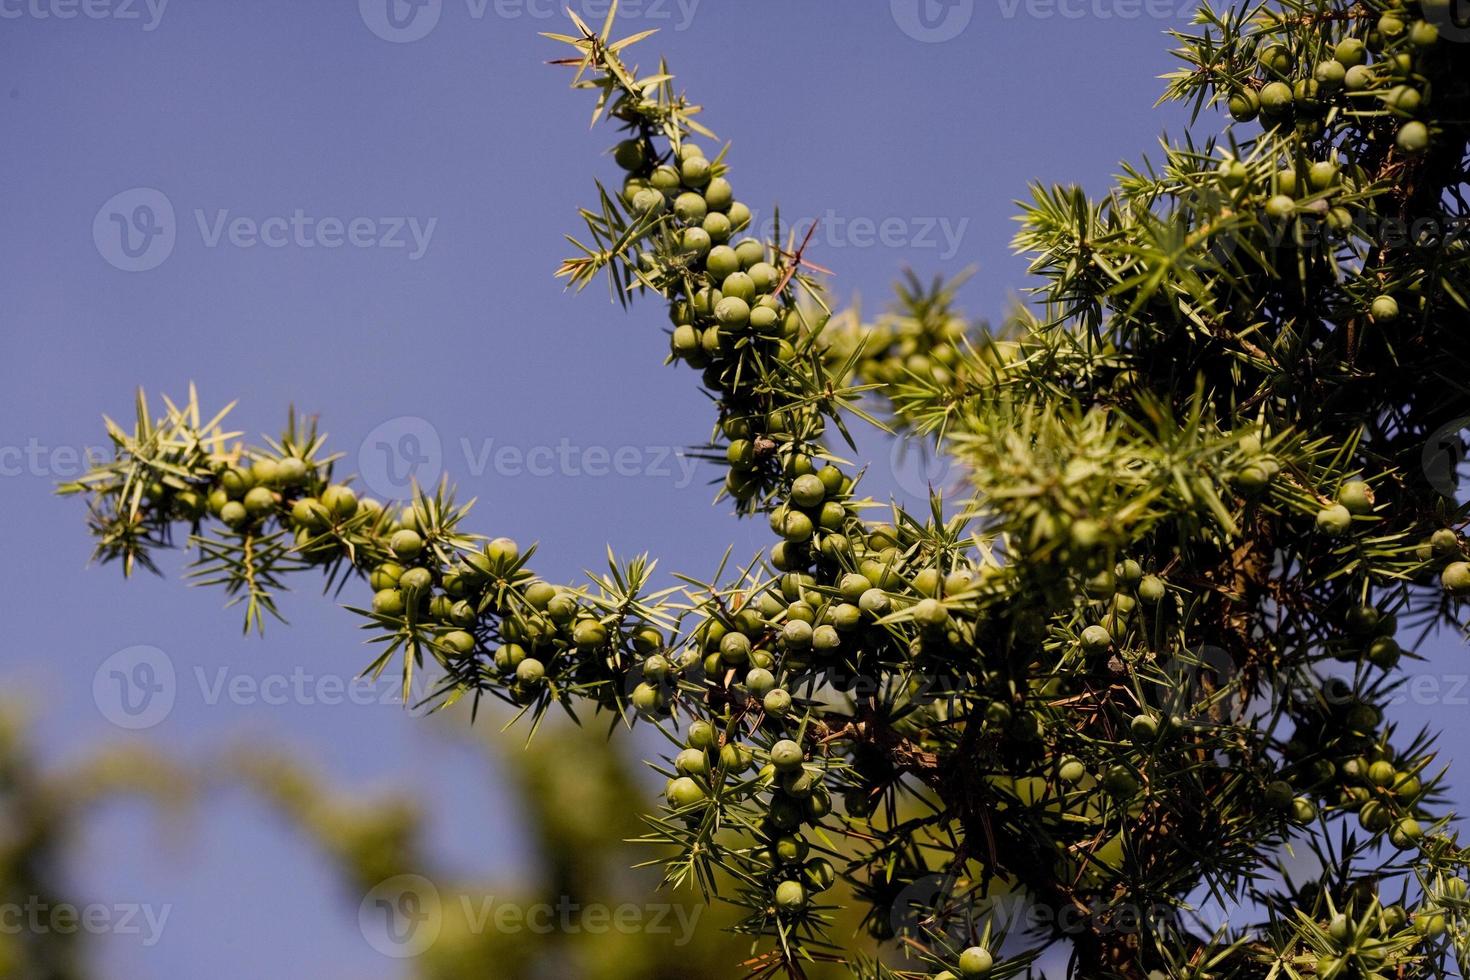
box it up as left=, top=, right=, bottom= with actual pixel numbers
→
left=62, top=2, right=1470, bottom=976
left=0, top=709, right=188, bottom=979
left=0, top=706, right=763, bottom=979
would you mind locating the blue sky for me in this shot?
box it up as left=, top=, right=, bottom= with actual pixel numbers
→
left=3, top=1, right=1466, bottom=976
